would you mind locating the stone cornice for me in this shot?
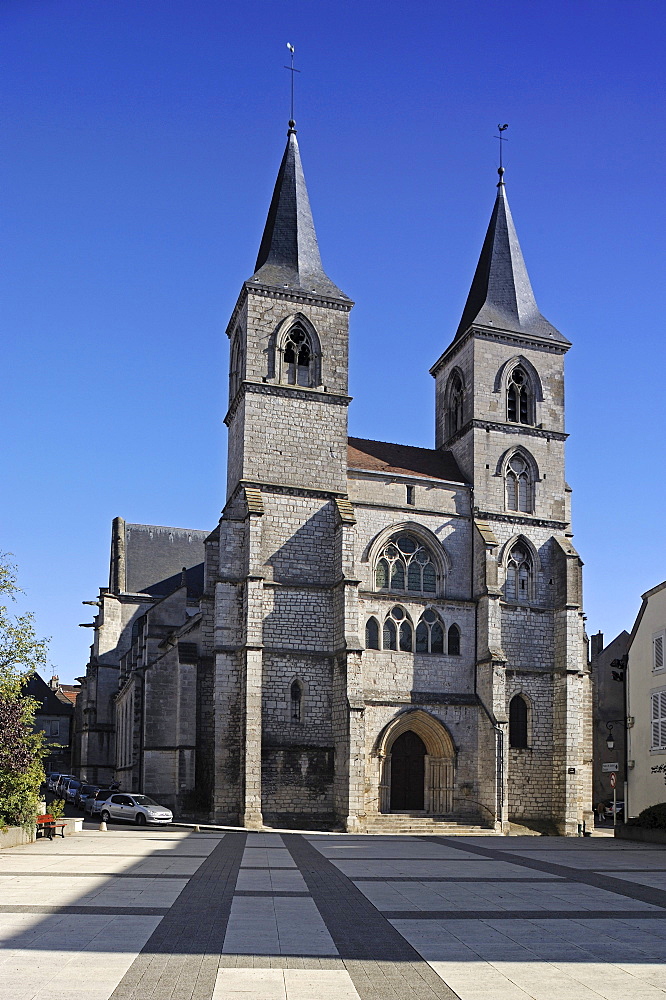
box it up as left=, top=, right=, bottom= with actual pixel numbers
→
left=446, top=418, right=567, bottom=448
left=474, top=509, right=569, bottom=531
left=430, top=324, right=569, bottom=376
left=244, top=280, right=354, bottom=311
left=225, top=379, right=351, bottom=425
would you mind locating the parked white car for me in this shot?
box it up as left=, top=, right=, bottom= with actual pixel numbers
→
left=100, top=794, right=173, bottom=826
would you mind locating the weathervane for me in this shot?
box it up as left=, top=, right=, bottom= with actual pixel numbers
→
left=496, top=123, right=509, bottom=183
left=284, top=43, right=300, bottom=131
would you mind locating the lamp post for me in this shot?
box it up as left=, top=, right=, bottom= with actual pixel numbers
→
left=607, top=652, right=629, bottom=826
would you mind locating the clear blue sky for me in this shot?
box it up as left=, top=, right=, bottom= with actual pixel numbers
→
left=1, top=0, right=664, bottom=682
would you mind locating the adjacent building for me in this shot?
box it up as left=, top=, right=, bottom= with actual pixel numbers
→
left=76, top=122, right=592, bottom=834
left=625, top=581, right=666, bottom=818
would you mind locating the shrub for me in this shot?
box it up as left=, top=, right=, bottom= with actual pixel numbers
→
left=628, top=803, right=666, bottom=829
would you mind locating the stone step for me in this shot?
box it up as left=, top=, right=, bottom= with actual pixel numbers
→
left=363, top=815, right=498, bottom=835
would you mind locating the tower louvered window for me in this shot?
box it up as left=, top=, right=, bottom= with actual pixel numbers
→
left=375, top=534, right=437, bottom=596
left=507, top=366, right=533, bottom=425
left=505, top=543, right=532, bottom=604
left=506, top=454, right=533, bottom=513
left=448, top=372, right=464, bottom=437
left=652, top=691, right=666, bottom=750
left=283, top=328, right=313, bottom=386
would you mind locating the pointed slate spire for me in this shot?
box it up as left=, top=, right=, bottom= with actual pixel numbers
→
left=249, top=123, right=349, bottom=301
left=454, top=169, right=569, bottom=344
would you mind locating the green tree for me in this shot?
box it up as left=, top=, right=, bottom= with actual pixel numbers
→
left=0, top=555, right=50, bottom=828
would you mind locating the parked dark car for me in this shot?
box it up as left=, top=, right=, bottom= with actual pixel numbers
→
left=64, top=779, right=82, bottom=804
left=55, top=774, right=76, bottom=797
left=86, top=788, right=114, bottom=816
left=75, top=783, right=99, bottom=809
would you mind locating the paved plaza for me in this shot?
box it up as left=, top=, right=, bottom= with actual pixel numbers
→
left=2, top=827, right=666, bottom=999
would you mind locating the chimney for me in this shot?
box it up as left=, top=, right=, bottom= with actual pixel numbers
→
left=49, top=674, right=59, bottom=690
left=590, top=632, right=604, bottom=659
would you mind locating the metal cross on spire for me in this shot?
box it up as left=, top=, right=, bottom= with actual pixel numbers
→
left=496, top=123, right=509, bottom=184
left=284, top=42, right=300, bottom=131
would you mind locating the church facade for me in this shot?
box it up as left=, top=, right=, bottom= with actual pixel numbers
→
left=76, top=123, right=592, bottom=835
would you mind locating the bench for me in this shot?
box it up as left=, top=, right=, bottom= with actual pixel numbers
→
left=36, top=814, right=67, bottom=840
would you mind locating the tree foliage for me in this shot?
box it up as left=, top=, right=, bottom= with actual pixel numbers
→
left=0, top=554, right=50, bottom=829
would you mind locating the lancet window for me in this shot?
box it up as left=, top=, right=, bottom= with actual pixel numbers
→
left=505, top=453, right=533, bottom=513
left=507, top=366, right=533, bottom=425
left=365, top=617, right=380, bottom=649
left=447, top=623, right=461, bottom=656
left=290, top=679, right=303, bottom=723
left=229, top=333, right=242, bottom=404
left=505, top=542, right=533, bottom=603
left=282, top=327, right=315, bottom=387
left=380, top=606, right=413, bottom=652
left=375, top=534, right=437, bottom=596
left=415, top=609, right=445, bottom=654
left=447, top=371, right=464, bottom=437
left=509, top=694, right=529, bottom=748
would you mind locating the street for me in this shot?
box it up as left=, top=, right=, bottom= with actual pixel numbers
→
left=2, top=826, right=666, bottom=999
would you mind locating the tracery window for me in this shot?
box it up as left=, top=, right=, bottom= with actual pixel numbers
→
left=448, top=371, right=464, bottom=437
left=447, top=623, right=461, bottom=656
left=290, top=679, right=303, bottom=723
left=505, top=453, right=533, bottom=513
left=509, top=694, right=529, bottom=748
left=382, top=606, right=413, bottom=652
left=375, top=534, right=437, bottom=596
left=507, top=366, right=533, bottom=425
left=365, top=617, right=380, bottom=650
left=505, top=542, right=533, bottom=603
left=415, top=609, right=444, bottom=654
left=282, top=327, right=314, bottom=387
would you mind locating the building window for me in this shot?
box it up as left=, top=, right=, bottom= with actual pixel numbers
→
left=375, top=534, right=437, bottom=595
left=651, top=691, right=666, bottom=750
left=448, top=371, right=464, bottom=437
left=654, top=632, right=665, bottom=672
left=282, top=327, right=314, bottom=387
left=415, top=609, right=444, bottom=654
left=507, top=366, right=533, bottom=425
left=383, top=606, right=413, bottom=652
left=406, top=485, right=415, bottom=506
left=229, top=332, right=242, bottom=404
left=290, top=680, right=303, bottom=723
left=505, top=453, right=533, bottom=513
left=505, top=542, right=533, bottom=603
left=365, top=617, right=380, bottom=649
left=447, top=623, right=461, bottom=656
left=509, top=695, right=529, bottom=748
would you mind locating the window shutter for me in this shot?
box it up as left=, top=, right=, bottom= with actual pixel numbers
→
left=655, top=635, right=664, bottom=670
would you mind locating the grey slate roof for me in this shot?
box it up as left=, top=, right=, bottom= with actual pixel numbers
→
left=248, top=127, right=350, bottom=302
left=454, top=176, right=569, bottom=345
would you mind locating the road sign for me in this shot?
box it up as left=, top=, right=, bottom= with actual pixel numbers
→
left=610, top=772, right=617, bottom=789
left=603, top=763, right=619, bottom=772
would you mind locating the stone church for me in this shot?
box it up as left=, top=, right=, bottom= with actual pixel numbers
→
left=76, top=121, right=592, bottom=834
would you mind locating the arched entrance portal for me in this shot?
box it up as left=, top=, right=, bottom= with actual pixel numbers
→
left=377, top=710, right=456, bottom=815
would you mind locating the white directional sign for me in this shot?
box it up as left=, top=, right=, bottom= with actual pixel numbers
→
left=602, top=763, right=619, bottom=772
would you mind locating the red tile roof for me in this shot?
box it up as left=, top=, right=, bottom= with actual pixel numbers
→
left=347, top=437, right=466, bottom=483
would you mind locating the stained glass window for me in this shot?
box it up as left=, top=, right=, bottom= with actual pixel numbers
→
left=375, top=534, right=438, bottom=596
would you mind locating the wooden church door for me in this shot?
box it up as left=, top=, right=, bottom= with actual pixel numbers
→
left=390, top=730, right=426, bottom=810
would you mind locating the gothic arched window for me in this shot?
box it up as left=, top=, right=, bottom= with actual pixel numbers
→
left=282, top=327, right=315, bottom=387
left=365, top=617, right=380, bottom=649
left=415, top=609, right=445, bottom=654
left=509, top=694, right=529, bottom=748
left=448, top=371, right=464, bottom=437
left=383, top=606, right=413, bottom=652
left=229, top=332, right=242, bottom=405
left=505, top=453, right=533, bottom=513
left=507, top=366, right=533, bottom=425
left=447, top=623, right=461, bottom=656
left=505, top=542, right=533, bottom=603
left=375, top=534, right=437, bottom=596
left=290, top=679, right=303, bottom=723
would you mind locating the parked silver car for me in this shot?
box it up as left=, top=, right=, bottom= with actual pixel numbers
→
left=100, top=794, right=173, bottom=826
